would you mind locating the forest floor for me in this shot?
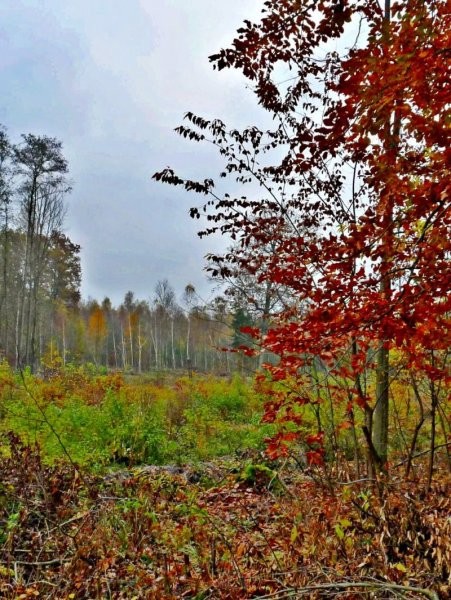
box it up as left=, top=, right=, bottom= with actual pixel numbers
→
left=1, top=434, right=449, bottom=600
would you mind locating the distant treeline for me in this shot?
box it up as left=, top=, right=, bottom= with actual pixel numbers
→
left=44, top=285, right=259, bottom=375
left=0, top=126, right=260, bottom=374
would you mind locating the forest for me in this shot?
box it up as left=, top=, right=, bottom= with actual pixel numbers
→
left=0, top=0, right=450, bottom=598
left=0, top=127, right=253, bottom=374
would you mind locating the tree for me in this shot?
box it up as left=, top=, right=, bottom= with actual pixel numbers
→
left=231, top=306, right=256, bottom=374
left=100, top=296, right=116, bottom=368
left=153, top=279, right=178, bottom=369
left=46, top=232, right=81, bottom=308
left=14, top=134, right=71, bottom=369
left=155, top=0, right=450, bottom=470
left=0, top=128, right=77, bottom=368
left=183, top=284, right=196, bottom=376
left=217, top=236, right=295, bottom=368
left=88, top=302, right=107, bottom=365
left=121, top=291, right=136, bottom=370
left=0, top=127, right=13, bottom=355
left=40, top=232, right=81, bottom=366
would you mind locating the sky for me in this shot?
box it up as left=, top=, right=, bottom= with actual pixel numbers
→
left=0, top=0, right=266, bottom=306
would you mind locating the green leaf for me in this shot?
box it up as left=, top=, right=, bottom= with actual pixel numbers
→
left=339, top=518, right=352, bottom=528
left=334, top=524, right=344, bottom=540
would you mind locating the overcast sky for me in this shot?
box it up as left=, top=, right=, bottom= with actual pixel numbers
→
left=0, top=0, right=267, bottom=305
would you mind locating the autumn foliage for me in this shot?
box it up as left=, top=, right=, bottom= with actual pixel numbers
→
left=154, top=0, right=450, bottom=471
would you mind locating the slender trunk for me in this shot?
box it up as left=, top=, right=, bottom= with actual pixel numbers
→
left=150, top=319, right=158, bottom=369
left=372, top=0, right=396, bottom=469
left=258, top=280, right=272, bottom=369
left=186, top=316, right=191, bottom=361
left=14, top=296, right=21, bottom=369
left=21, top=178, right=38, bottom=367
left=186, top=315, right=193, bottom=378
left=405, top=374, right=425, bottom=478
left=16, top=173, right=41, bottom=368
left=427, top=353, right=438, bottom=492
left=62, top=316, right=66, bottom=366
left=30, top=236, right=48, bottom=370
left=137, top=321, right=142, bottom=373
left=104, top=323, right=109, bottom=368
left=0, top=210, right=9, bottom=353
left=437, top=403, right=451, bottom=472
left=121, top=324, right=126, bottom=369
left=186, top=315, right=192, bottom=377
left=29, top=277, right=40, bottom=370
left=427, top=389, right=437, bottom=493
left=373, top=340, right=390, bottom=465
left=112, top=327, right=118, bottom=369
left=171, top=318, right=175, bottom=369
left=128, top=313, right=134, bottom=370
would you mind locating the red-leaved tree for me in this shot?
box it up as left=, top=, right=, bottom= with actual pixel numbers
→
left=154, top=0, right=450, bottom=477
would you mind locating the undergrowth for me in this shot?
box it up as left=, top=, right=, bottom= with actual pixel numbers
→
left=0, top=434, right=449, bottom=599
left=0, top=364, right=275, bottom=469
left=0, top=364, right=449, bottom=598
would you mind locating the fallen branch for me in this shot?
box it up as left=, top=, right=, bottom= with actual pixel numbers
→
left=255, top=581, right=439, bottom=600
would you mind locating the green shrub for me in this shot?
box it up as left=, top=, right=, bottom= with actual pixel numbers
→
left=0, top=370, right=273, bottom=470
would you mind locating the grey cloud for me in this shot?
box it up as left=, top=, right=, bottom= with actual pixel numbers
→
left=1, top=0, right=264, bottom=305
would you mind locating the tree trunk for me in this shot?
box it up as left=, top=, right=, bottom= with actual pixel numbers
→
left=371, top=0, right=395, bottom=469
left=373, top=340, right=390, bottom=466
left=128, top=313, right=134, bottom=370
left=112, top=327, right=118, bottom=369
left=171, top=318, right=176, bottom=369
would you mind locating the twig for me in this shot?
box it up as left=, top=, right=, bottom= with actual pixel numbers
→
left=1, top=558, right=71, bottom=566
left=26, top=579, right=58, bottom=587
left=393, top=442, right=451, bottom=468
left=334, top=478, right=376, bottom=486
left=46, top=510, right=91, bottom=534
